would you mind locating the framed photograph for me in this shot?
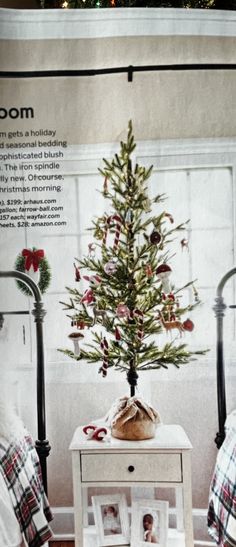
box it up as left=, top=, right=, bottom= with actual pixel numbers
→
left=92, top=493, right=130, bottom=546
left=131, top=499, right=169, bottom=547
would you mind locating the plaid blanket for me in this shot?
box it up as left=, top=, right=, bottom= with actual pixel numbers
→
left=0, top=433, right=53, bottom=547
left=207, top=426, right=236, bottom=546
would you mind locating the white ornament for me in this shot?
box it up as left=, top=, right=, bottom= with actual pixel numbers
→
left=104, top=260, right=118, bottom=275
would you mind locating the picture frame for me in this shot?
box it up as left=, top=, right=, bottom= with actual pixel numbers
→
left=131, top=499, right=169, bottom=547
left=92, top=493, right=130, bottom=546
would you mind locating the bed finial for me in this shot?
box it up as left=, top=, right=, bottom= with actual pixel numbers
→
left=214, top=267, right=236, bottom=448
left=0, top=313, right=4, bottom=330
left=0, top=270, right=50, bottom=494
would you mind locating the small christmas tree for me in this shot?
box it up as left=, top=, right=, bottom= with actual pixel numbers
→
left=60, top=121, right=206, bottom=396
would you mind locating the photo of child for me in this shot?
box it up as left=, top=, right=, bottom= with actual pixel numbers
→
left=131, top=499, right=168, bottom=547
left=142, top=512, right=159, bottom=544
left=102, top=504, right=122, bottom=536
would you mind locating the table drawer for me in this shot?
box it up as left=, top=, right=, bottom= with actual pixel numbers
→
left=81, top=453, right=182, bottom=482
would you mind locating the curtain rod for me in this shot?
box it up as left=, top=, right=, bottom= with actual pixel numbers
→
left=1, top=63, right=236, bottom=81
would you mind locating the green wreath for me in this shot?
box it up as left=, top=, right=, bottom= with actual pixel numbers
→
left=15, top=247, right=51, bottom=296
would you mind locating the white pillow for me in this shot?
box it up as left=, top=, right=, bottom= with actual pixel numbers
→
left=0, top=388, right=25, bottom=441
left=225, top=409, right=236, bottom=433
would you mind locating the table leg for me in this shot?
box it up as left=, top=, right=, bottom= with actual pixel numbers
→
left=182, top=451, right=194, bottom=547
left=72, top=452, right=83, bottom=547
left=82, top=487, right=89, bottom=527
left=175, top=485, right=184, bottom=531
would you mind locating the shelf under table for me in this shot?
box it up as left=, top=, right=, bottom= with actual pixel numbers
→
left=83, top=526, right=185, bottom=547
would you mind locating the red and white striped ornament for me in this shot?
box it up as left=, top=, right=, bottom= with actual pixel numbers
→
left=103, top=176, right=108, bottom=194
left=145, top=264, right=153, bottom=278
left=83, top=424, right=108, bottom=441
left=102, top=214, right=122, bottom=251
left=99, top=337, right=109, bottom=377
left=134, top=309, right=144, bottom=344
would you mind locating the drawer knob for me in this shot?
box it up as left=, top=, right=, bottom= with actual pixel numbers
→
left=128, top=465, right=135, bottom=473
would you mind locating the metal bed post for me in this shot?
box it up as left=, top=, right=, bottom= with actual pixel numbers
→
left=213, top=267, right=236, bottom=448
left=0, top=270, right=51, bottom=494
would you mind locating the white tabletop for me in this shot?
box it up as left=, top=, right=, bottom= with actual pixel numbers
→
left=69, top=423, right=192, bottom=451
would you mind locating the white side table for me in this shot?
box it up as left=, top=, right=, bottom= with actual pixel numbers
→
left=70, top=423, right=194, bottom=547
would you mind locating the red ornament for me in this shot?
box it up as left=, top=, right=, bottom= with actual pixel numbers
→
left=116, top=303, right=130, bottom=319
left=150, top=231, right=162, bottom=245
left=81, top=288, right=95, bottom=305
left=115, top=326, right=121, bottom=341
left=145, top=264, right=153, bottom=278
left=77, top=320, right=86, bottom=329
left=156, top=264, right=172, bottom=276
left=183, top=318, right=194, bottom=332
left=22, top=248, right=44, bottom=272
left=92, top=427, right=108, bottom=441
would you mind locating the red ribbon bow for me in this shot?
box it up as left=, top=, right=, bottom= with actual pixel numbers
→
left=22, top=249, right=44, bottom=272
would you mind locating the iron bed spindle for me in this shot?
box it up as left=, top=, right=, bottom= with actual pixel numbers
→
left=0, top=270, right=50, bottom=494
left=214, top=267, right=236, bottom=449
